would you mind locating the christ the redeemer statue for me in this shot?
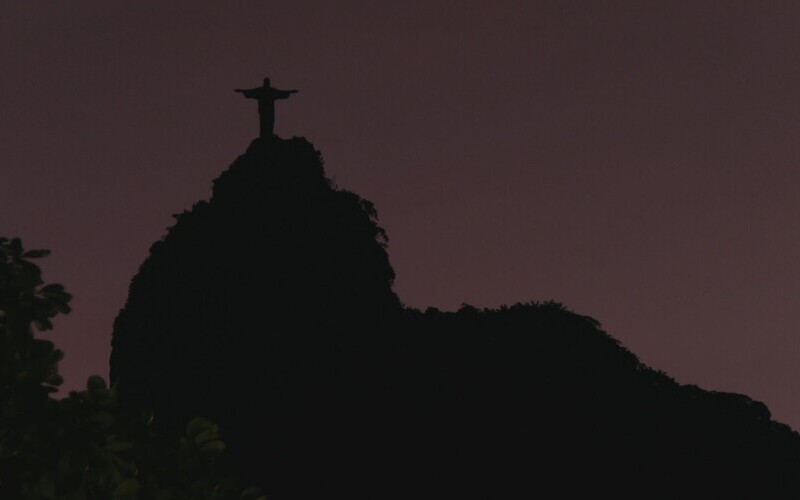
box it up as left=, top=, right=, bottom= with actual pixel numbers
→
left=235, top=77, right=298, bottom=138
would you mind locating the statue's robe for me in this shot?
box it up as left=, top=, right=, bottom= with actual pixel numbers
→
left=239, top=86, right=295, bottom=137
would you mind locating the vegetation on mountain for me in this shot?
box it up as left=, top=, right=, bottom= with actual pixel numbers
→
left=109, top=136, right=800, bottom=498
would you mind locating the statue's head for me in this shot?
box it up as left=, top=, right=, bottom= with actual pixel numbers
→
left=263, top=77, right=271, bottom=88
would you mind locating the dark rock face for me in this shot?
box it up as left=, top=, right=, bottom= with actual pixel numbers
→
left=111, top=136, right=800, bottom=499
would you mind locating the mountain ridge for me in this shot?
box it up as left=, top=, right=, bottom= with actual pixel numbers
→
left=111, top=135, right=800, bottom=498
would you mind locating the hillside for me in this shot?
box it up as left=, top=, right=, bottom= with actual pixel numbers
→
left=111, top=135, right=800, bottom=498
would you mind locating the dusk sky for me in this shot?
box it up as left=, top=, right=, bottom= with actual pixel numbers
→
left=4, top=2, right=800, bottom=428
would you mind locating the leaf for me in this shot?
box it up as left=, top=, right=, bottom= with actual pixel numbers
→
left=106, top=441, right=134, bottom=453
left=22, top=249, right=51, bottom=259
left=17, top=259, right=43, bottom=285
left=194, top=427, right=219, bottom=447
left=240, top=487, right=267, bottom=500
left=112, top=478, right=140, bottom=497
left=53, top=301, right=72, bottom=314
left=9, top=238, right=22, bottom=257
left=186, top=417, right=214, bottom=437
left=102, top=449, right=137, bottom=474
left=87, top=375, right=107, bottom=392
left=200, top=440, right=226, bottom=454
left=141, top=409, right=155, bottom=426
left=40, top=283, right=65, bottom=293
left=89, top=411, right=115, bottom=429
left=33, top=318, right=54, bottom=331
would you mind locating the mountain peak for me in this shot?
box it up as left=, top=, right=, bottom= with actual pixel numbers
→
left=111, top=136, right=800, bottom=499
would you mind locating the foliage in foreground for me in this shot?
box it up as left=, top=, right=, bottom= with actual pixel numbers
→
left=0, top=237, right=265, bottom=499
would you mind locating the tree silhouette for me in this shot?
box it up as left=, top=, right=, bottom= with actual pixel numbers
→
left=0, top=237, right=266, bottom=500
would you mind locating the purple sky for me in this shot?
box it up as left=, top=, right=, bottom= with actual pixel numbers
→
left=4, top=1, right=800, bottom=427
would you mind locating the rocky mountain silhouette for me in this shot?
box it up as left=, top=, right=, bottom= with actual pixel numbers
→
left=111, top=135, right=800, bottom=498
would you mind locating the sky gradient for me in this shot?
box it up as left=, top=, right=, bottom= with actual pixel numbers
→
left=3, top=1, right=800, bottom=427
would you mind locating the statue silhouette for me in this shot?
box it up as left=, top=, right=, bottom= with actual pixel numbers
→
left=235, top=77, right=298, bottom=138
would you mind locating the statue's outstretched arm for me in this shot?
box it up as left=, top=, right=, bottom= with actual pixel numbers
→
left=272, top=89, right=298, bottom=99
left=235, top=88, right=262, bottom=99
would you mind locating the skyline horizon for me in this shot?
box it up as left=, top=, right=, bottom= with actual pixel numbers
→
left=4, top=1, right=800, bottom=430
